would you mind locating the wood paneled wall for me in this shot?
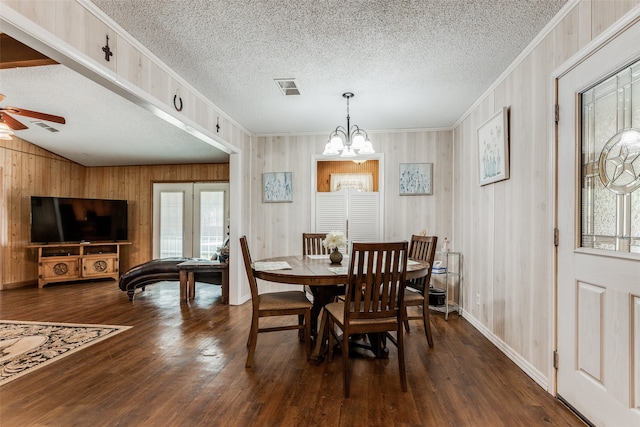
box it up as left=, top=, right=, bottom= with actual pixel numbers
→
left=1, top=137, right=86, bottom=287
left=0, top=136, right=229, bottom=288
left=316, top=160, right=379, bottom=192
left=83, top=163, right=229, bottom=273
left=249, top=131, right=453, bottom=295
left=452, top=0, right=640, bottom=390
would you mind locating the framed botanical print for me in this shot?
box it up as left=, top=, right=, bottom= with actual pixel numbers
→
left=477, top=107, right=510, bottom=186
left=263, top=172, right=293, bottom=203
left=399, top=163, right=433, bottom=195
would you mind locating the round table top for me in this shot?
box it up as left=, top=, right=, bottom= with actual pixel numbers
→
left=253, top=255, right=430, bottom=286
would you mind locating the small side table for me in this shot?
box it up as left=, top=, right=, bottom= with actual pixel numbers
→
left=430, top=251, right=462, bottom=320
left=177, top=260, right=229, bottom=304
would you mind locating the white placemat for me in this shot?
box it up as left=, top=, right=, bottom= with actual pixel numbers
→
left=307, top=254, right=349, bottom=260
left=253, top=261, right=292, bottom=271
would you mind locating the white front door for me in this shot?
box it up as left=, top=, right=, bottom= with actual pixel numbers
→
left=152, top=182, right=229, bottom=259
left=557, top=19, right=640, bottom=426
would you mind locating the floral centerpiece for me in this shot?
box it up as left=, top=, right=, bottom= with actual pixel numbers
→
left=323, top=231, right=346, bottom=264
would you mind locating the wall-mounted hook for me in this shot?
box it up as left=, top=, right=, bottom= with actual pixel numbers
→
left=102, top=35, right=113, bottom=62
left=216, top=117, right=220, bottom=133
left=173, top=90, right=183, bottom=112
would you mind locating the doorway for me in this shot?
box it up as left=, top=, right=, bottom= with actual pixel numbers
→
left=152, top=182, right=229, bottom=259
left=312, top=156, right=384, bottom=243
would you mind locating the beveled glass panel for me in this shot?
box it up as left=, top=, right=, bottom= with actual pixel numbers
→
left=632, top=191, right=640, bottom=253
left=581, top=57, right=640, bottom=253
left=592, top=177, right=616, bottom=237
left=634, top=64, right=640, bottom=127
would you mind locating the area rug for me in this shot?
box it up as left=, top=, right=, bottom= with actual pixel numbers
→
left=0, top=320, right=131, bottom=386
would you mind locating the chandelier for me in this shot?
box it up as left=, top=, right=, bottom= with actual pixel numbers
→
left=322, top=92, right=375, bottom=157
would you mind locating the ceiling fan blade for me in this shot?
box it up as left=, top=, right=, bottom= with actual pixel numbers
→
left=0, top=112, right=28, bottom=130
left=2, top=106, right=66, bottom=124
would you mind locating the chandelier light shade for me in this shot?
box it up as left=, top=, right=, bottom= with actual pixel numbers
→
left=323, top=92, right=375, bottom=158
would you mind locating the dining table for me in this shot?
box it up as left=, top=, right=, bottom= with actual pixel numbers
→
left=253, top=253, right=430, bottom=362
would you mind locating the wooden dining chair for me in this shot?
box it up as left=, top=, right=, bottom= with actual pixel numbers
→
left=240, top=236, right=313, bottom=368
left=403, top=235, right=438, bottom=347
left=302, top=232, right=329, bottom=298
left=324, top=241, right=409, bottom=397
left=302, top=233, right=329, bottom=256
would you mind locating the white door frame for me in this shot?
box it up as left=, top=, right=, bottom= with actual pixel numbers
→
left=152, top=182, right=229, bottom=259
left=552, top=7, right=640, bottom=425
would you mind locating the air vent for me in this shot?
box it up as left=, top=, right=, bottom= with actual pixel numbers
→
left=33, top=121, right=60, bottom=133
left=274, top=78, right=300, bottom=96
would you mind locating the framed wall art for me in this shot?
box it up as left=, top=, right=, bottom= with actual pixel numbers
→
left=399, top=163, right=433, bottom=195
left=477, top=107, right=510, bottom=186
left=263, top=172, right=293, bottom=203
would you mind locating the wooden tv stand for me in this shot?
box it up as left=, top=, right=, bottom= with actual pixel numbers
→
left=29, top=242, right=131, bottom=288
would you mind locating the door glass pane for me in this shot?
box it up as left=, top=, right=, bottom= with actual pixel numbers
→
left=160, top=192, right=184, bottom=257
left=581, top=58, right=640, bottom=253
left=199, top=191, right=225, bottom=259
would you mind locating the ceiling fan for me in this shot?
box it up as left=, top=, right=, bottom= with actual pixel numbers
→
left=0, top=93, right=66, bottom=132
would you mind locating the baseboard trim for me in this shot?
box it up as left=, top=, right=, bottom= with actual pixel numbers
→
left=1, top=280, right=37, bottom=291
left=461, top=309, right=549, bottom=391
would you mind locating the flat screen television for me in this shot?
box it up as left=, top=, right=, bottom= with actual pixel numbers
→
left=30, top=196, right=128, bottom=244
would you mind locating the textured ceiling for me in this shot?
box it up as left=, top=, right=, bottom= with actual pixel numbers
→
left=1, top=0, right=569, bottom=166
left=90, top=0, right=568, bottom=134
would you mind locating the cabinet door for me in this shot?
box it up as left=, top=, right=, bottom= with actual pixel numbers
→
left=41, top=258, right=80, bottom=281
left=81, top=256, right=116, bottom=278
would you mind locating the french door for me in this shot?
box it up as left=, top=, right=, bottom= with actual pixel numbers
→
left=152, top=182, right=229, bottom=259
left=557, top=19, right=640, bottom=426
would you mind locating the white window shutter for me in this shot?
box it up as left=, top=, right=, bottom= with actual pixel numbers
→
left=348, top=191, right=380, bottom=243
left=315, top=191, right=347, bottom=234
left=315, top=189, right=380, bottom=244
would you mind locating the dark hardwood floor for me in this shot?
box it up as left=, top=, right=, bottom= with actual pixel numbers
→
left=0, top=280, right=584, bottom=426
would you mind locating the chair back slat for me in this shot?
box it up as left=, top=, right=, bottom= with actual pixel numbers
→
left=345, top=242, right=408, bottom=320
left=302, top=233, right=329, bottom=256
left=240, top=236, right=260, bottom=305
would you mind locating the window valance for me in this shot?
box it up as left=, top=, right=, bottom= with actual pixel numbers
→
left=329, top=173, right=373, bottom=192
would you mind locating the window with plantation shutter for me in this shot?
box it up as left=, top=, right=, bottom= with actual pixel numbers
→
left=315, top=189, right=380, bottom=247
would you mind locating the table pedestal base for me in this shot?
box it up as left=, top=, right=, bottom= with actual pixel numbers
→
left=310, top=309, right=390, bottom=364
